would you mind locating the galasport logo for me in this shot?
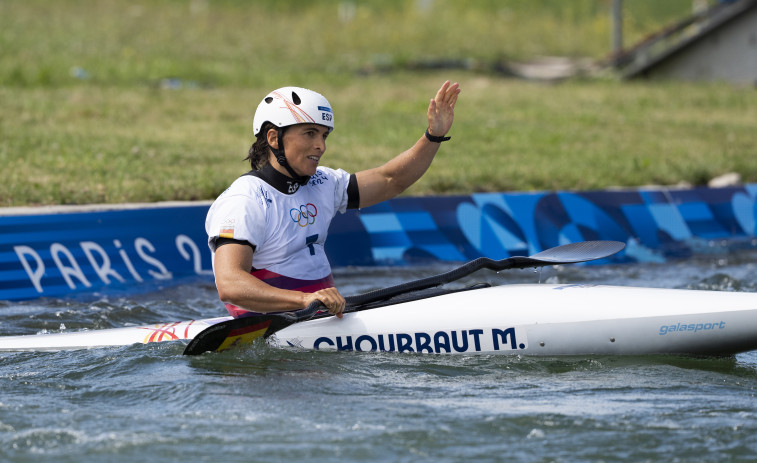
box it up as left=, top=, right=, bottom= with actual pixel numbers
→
left=290, top=203, right=318, bottom=227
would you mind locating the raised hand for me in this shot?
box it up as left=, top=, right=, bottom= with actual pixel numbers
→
left=426, top=80, right=461, bottom=138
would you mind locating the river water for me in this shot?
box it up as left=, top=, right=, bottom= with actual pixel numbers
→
left=2, top=249, right=757, bottom=462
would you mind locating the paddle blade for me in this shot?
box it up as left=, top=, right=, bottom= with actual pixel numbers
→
left=183, top=315, right=275, bottom=355
left=182, top=304, right=318, bottom=355
left=508, top=240, right=625, bottom=268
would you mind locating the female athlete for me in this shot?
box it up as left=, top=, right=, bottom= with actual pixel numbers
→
left=205, top=81, right=460, bottom=319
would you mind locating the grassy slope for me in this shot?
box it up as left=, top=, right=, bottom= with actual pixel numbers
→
left=1, top=0, right=754, bottom=206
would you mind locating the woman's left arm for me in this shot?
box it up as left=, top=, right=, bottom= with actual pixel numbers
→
left=355, top=81, right=460, bottom=208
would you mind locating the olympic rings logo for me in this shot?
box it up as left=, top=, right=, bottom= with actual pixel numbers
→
left=290, top=203, right=318, bottom=227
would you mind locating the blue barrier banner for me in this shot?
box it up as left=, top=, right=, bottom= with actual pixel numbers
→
left=2, top=185, right=757, bottom=301
left=329, top=184, right=757, bottom=265
left=0, top=204, right=212, bottom=302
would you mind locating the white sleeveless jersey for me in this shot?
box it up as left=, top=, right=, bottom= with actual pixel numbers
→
left=205, top=167, right=353, bottom=287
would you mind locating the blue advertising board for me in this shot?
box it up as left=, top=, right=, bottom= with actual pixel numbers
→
left=2, top=184, right=757, bottom=302
left=0, top=204, right=213, bottom=302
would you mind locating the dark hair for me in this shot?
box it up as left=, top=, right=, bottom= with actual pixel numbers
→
left=245, top=121, right=278, bottom=170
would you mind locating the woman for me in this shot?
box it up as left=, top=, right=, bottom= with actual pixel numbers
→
left=205, top=81, right=460, bottom=319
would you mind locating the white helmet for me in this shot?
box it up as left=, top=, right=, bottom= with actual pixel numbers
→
left=252, top=86, right=334, bottom=136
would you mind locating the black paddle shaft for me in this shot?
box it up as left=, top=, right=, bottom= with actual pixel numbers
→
left=341, top=240, right=626, bottom=308
left=285, top=240, right=626, bottom=324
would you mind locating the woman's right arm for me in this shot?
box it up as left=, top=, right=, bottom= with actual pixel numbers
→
left=213, top=242, right=345, bottom=317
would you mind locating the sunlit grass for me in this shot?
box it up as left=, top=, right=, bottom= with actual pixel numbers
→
left=2, top=0, right=754, bottom=207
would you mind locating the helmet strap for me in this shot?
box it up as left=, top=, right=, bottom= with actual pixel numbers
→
left=272, top=128, right=310, bottom=186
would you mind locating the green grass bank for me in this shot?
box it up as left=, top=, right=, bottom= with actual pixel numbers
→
left=1, top=0, right=755, bottom=207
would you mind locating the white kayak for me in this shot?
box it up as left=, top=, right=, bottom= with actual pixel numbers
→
left=2, top=284, right=757, bottom=356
